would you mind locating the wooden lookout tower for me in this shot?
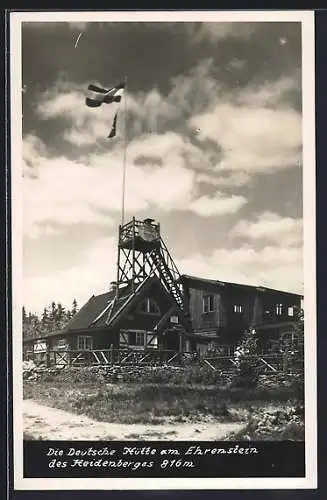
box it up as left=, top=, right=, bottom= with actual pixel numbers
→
left=116, top=217, right=185, bottom=311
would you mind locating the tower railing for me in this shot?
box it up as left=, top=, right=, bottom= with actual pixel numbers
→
left=146, top=238, right=184, bottom=310
left=119, top=218, right=160, bottom=244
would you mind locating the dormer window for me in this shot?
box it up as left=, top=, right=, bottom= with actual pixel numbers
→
left=139, top=297, right=160, bottom=315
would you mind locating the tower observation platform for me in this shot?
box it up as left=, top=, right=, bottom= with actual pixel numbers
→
left=116, top=217, right=185, bottom=311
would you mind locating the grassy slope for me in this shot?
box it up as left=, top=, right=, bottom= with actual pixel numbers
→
left=23, top=380, right=303, bottom=430
left=23, top=365, right=304, bottom=439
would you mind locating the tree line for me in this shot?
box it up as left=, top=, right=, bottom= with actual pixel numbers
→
left=22, top=300, right=79, bottom=338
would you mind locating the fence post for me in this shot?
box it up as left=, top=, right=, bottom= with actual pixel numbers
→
left=282, top=353, right=288, bottom=373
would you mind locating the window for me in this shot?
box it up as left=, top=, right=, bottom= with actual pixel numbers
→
left=288, top=306, right=294, bottom=317
left=170, top=315, right=179, bottom=324
left=276, top=304, right=283, bottom=316
left=233, top=305, right=244, bottom=313
left=139, top=297, right=160, bottom=315
left=56, top=338, right=68, bottom=350
left=203, top=295, right=215, bottom=313
left=135, top=332, right=145, bottom=346
left=120, top=330, right=147, bottom=348
left=77, top=335, right=93, bottom=351
left=128, top=331, right=136, bottom=345
left=126, top=331, right=145, bottom=346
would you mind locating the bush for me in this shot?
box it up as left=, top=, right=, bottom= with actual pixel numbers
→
left=258, top=372, right=304, bottom=399
left=232, top=328, right=260, bottom=388
left=230, top=405, right=305, bottom=441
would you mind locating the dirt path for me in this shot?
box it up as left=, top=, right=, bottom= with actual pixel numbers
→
left=24, top=399, right=245, bottom=441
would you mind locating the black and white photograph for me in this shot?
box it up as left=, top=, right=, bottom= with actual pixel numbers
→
left=10, top=10, right=317, bottom=490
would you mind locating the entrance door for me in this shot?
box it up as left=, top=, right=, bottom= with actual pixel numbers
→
left=163, top=328, right=180, bottom=351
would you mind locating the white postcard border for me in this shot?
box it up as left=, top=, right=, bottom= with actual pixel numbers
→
left=10, top=9, right=317, bottom=491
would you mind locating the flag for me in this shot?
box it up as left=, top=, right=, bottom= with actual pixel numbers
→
left=108, top=112, right=118, bottom=139
left=85, top=81, right=125, bottom=108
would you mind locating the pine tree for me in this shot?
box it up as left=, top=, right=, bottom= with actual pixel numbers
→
left=22, top=298, right=80, bottom=339
left=49, top=302, right=57, bottom=331
left=56, top=303, right=66, bottom=329
left=22, top=306, right=29, bottom=338
left=72, top=299, right=78, bottom=316
left=28, top=313, right=41, bottom=338
left=41, top=307, right=48, bottom=329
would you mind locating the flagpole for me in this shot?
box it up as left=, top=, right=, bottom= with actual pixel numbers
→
left=121, top=76, right=128, bottom=227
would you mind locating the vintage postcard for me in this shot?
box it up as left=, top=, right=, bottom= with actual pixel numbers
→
left=9, top=10, right=317, bottom=490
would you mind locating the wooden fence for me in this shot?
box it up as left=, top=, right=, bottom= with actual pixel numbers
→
left=24, top=348, right=304, bottom=373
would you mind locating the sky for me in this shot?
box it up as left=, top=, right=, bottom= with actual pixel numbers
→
left=20, top=18, right=305, bottom=314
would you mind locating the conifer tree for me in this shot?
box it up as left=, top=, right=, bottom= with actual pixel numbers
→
left=41, top=307, right=48, bottom=326
left=72, top=299, right=78, bottom=316
left=56, top=303, right=66, bottom=329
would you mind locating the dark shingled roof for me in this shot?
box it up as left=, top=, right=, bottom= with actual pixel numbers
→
left=62, top=281, right=140, bottom=333
left=63, top=276, right=178, bottom=333
left=63, top=290, right=116, bottom=332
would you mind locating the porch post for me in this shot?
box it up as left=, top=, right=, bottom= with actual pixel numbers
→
left=179, top=330, right=184, bottom=353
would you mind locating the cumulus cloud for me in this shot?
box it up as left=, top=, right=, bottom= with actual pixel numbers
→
left=36, top=83, right=119, bottom=145
left=188, top=192, right=247, bottom=216
left=176, top=210, right=303, bottom=294
left=34, top=61, right=301, bottom=180
left=23, top=236, right=117, bottom=313
left=23, top=127, right=249, bottom=239
left=23, top=60, right=301, bottom=241
left=190, top=103, right=301, bottom=173
left=236, top=74, right=301, bottom=108
left=23, top=154, right=116, bottom=237
left=36, top=81, right=181, bottom=144
left=23, top=134, right=48, bottom=176
left=34, top=59, right=221, bottom=143
left=177, top=244, right=303, bottom=295
left=196, top=171, right=252, bottom=187
left=231, top=211, right=303, bottom=246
